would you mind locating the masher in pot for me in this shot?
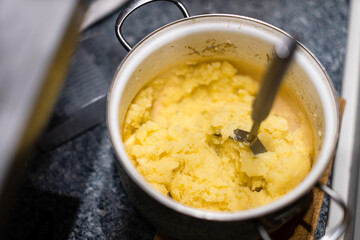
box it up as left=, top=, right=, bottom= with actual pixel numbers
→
left=233, top=36, right=297, bottom=154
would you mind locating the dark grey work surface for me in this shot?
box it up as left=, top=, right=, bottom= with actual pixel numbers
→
left=5, top=0, right=349, bottom=239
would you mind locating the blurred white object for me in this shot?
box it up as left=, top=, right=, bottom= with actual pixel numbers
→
left=328, top=0, right=360, bottom=239
left=0, top=0, right=85, bottom=232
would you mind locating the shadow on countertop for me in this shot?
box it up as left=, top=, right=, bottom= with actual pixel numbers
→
left=4, top=186, right=80, bottom=240
left=4, top=124, right=156, bottom=240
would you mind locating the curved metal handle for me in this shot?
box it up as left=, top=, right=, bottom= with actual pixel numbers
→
left=257, top=182, right=350, bottom=240
left=316, top=182, right=351, bottom=240
left=257, top=224, right=271, bottom=240
left=115, top=0, right=190, bottom=51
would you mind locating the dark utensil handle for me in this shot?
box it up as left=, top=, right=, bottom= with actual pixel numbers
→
left=115, top=0, right=190, bottom=51
left=257, top=182, right=350, bottom=240
left=251, top=36, right=297, bottom=123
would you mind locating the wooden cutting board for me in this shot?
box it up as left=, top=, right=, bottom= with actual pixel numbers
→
left=154, top=98, right=346, bottom=240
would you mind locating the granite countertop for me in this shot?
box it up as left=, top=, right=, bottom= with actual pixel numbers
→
left=5, top=0, right=348, bottom=239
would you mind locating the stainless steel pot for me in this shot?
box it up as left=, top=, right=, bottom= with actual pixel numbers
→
left=107, top=0, right=350, bottom=239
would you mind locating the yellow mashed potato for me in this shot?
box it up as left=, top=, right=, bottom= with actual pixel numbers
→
left=122, top=61, right=312, bottom=211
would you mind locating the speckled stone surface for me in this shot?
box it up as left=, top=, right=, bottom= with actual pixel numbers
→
left=5, top=0, right=348, bottom=239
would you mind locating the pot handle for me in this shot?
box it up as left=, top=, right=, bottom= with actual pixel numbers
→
left=115, top=0, right=190, bottom=51
left=257, top=182, right=350, bottom=240
left=315, top=182, right=351, bottom=240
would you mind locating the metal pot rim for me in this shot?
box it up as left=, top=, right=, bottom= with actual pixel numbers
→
left=107, top=13, right=340, bottom=221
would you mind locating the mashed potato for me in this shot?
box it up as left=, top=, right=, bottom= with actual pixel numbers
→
left=122, top=61, right=312, bottom=211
